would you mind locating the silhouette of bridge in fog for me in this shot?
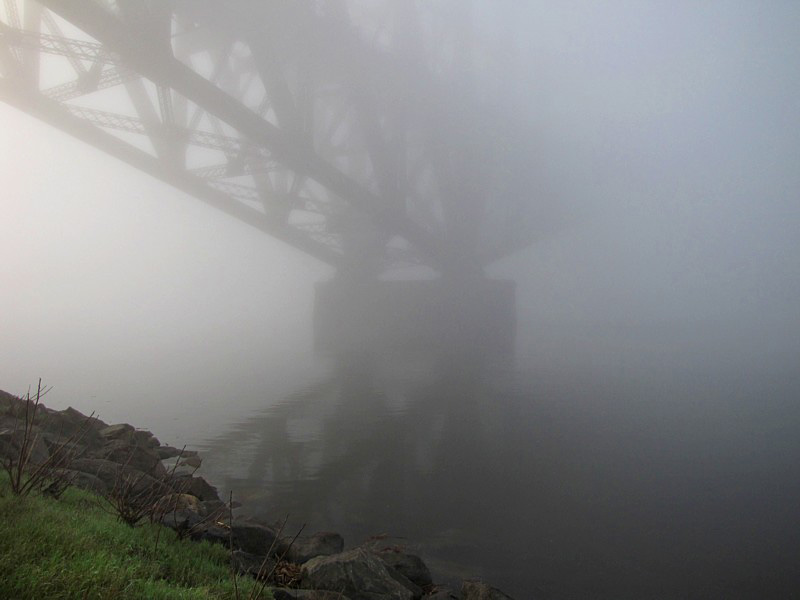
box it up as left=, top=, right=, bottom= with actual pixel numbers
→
left=1, top=0, right=563, bottom=351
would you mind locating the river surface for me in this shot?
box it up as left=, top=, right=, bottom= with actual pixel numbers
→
left=188, top=320, right=800, bottom=599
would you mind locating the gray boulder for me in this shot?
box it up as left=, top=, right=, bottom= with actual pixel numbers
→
left=0, top=427, right=50, bottom=465
left=231, top=550, right=275, bottom=579
left=70, top=457, right=167, bottom=495
left=197, top=523, right=231, bottom=546
left=171, top=474, right=220, bottom=502
left=52, top=468, right=108, bottom=494
left=133, top=429, right=160, bottom=448
left=231, top=520, right=278, bottom=555
left=40, top=434, right=87, bottom=459
left=161, top=508, right=205, bottom=533
left=281, top=531, right=344, bottom=564
left=40, top=406, right=104, bottom=450
left=195, top=519, right=277, bottom=556
left=200, top=499, right=228, bottom=516
left=99, top=423, right=134, bottom=441
left=377, top=550, right=432, bottom=588
left=156, top=445, right=185, bottom=459
left=301, top=548, right=422, bottom=600
left=0, top=389, right=19, bottom=411
left=93, top=438, right=166, bottom=477
left=179, top=455, right=202, bottom=469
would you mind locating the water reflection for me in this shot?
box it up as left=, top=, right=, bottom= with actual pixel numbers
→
left=200, top=348, right=523, bottom=581
left=199, top=342, right=800, bottom=599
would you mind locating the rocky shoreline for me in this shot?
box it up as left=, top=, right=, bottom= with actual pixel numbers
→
left=0, top=389, right=514, bottom=600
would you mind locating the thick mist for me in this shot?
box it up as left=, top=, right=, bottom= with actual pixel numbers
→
left=2, top=1, right=800, bottom=597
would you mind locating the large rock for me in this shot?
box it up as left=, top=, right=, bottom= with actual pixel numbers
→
left=52, top=469, right=108, bottom=495
left=154, top=493, right=202, bottom=514
left=171, top=474, right=220, bottom=502
left=99, top=423, right=134, bottom=441
left=156, top=445, right=185, bottom=460
left=281, top=531, right=344, bottom=564
left=231, top=550, right=275, bottom=579
left=195, top=519, right=277, bottom=556
left=231, top=520, right=278, bottom=555
left=301, top=548, right=422, bottom=600
left=70, top=457, right=167, bottom=495
left=161, top=508, right=205, bottom=534
left=0, top=389, right=19, bottom=411
left=461, top=580, right=514, bottom=600
left=178, top=455, right=202, bottom=469
left=93, top=438, right=166, bottom=478
left=40, top=406, right=105, bottom=451
left=201, top=499, right=229, bottom=517
left=197, top=523, right=231, bottom=546
left=377, top=549, right=432, bottom=588
left=0, top=426, right=50, bottom=465
left=62, top=405, right=105, bottom=429
left=132, top=429, right=160, bottom=448
left=40, top=434, right=87, bottom=459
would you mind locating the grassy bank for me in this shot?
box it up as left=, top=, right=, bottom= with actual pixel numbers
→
left=0, top=473, right=269, bottom=600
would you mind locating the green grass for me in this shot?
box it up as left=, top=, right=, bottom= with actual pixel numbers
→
left=0, top=473, right=271, bottom=600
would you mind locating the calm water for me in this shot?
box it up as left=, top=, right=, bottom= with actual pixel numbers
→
left=194, top=323, right=800, bottom=599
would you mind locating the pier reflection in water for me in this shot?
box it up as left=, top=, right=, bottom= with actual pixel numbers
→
left=196, top=333, right=800, bottom=599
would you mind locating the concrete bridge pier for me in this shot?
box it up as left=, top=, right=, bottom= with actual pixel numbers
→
left=313, top=277, right=516, bottom=356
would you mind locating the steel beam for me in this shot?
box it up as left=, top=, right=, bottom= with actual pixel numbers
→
left=0, top=78, right=344, bottom=266
left=38, top=0, right=445, bottom=268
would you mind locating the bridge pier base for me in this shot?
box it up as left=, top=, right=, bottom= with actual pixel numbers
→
left=313, top=278, right=516, bottom=356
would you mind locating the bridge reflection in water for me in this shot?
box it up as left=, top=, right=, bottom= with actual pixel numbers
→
left=199, top=309, right=800, bottom=598
left=200, top=341, right=531, bottom=591
left=200, top=276, right=521, bottom=585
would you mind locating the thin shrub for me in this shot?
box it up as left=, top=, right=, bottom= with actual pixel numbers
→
left=2, top=380, right=96, bottom=497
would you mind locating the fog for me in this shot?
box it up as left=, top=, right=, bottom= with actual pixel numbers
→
left=2, top=1, right=800, bottom=597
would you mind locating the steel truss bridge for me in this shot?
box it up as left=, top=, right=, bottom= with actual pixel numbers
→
left=1, top=0, right=562, bottom=281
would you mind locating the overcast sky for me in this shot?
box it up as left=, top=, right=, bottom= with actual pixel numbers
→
left=2, top=1, right=799, bottom=439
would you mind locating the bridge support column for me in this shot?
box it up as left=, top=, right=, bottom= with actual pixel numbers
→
left=313, top=278, right=516, bottom=356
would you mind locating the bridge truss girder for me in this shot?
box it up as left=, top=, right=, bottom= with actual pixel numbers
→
left=1, top=0, right=557, bottom=275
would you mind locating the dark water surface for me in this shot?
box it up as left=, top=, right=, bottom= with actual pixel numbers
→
left=196, top=325, right=800, bottom=599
